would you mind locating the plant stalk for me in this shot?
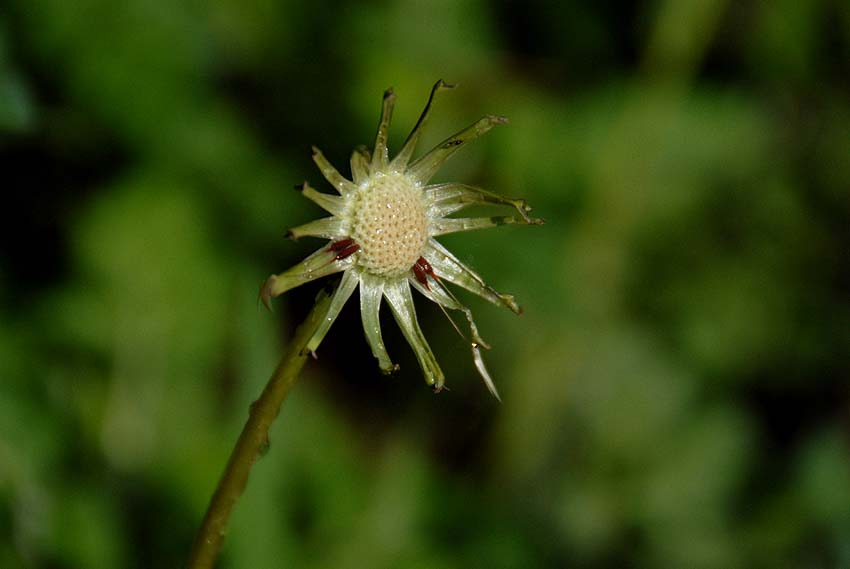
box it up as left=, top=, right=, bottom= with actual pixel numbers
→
left=187, top=287, right=333, bottom=569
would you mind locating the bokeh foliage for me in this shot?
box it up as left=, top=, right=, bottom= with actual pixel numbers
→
left=1, top=0, right=849, bottom=567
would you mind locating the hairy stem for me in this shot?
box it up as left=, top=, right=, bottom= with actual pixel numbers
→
left=187, top=287, right=333, bottom=569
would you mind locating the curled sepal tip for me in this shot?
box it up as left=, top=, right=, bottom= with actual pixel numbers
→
left=260, top=275, right=278, bottom=312
left=391, top=79, right=457, bottom=171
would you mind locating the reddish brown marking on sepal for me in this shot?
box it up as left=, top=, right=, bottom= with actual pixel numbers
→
left=328, top=238, right=355, bottom=252
left=412, top=264, right=428, bottom=288
left=327, top=238, right=361, bottom=260
left=413, top=257, right=436, bottom=290
left=335, top=243, right=361, bottom=260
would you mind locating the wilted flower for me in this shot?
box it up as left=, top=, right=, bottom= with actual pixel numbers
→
left=262, top=80, right=542, bottom=399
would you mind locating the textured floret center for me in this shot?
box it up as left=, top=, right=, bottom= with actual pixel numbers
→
left=350, top=172, right=428, bottom=277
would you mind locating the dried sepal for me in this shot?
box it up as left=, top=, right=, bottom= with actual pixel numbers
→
left=423, top=239, right=522, bottom=315
left=300, top=181, right=345, bottom=216
left=350, top=145, right=371, bottom=184
left=383, top=279, right=445, bottom=391
left=312, top=146, right=357, bottom=196
left=390, top=79, right=455, bottom=171
left=304, top=270, right=360, bottom=355
left=425, top=183, right=544, bottom=224
left=287, top=217, right=344, bottom=240
left=371, top=88, right=396, bottom=171
left=408, top=275, right=501, bottom=401
left=407, top=115, right=508, bottom=184
left=259, top=245, right=354, bottom=311
left=359, top=273, right=398, bottom=375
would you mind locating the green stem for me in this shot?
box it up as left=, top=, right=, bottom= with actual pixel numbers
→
left=187, top=287, right=333, bottom=569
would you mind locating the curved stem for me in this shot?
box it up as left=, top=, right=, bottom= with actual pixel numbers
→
left=187, top=287, right=334, bottom=569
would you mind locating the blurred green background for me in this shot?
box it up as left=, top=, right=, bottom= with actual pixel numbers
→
left=2, top=0, right=849, bottom=567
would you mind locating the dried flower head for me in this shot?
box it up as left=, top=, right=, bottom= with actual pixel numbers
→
left=262, top=80, right=543, bottom=399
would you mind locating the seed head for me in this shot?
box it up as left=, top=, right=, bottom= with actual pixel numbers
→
left=262, top=81, right=544, bottom=399
left=349, top=173, right=429, bottom=277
